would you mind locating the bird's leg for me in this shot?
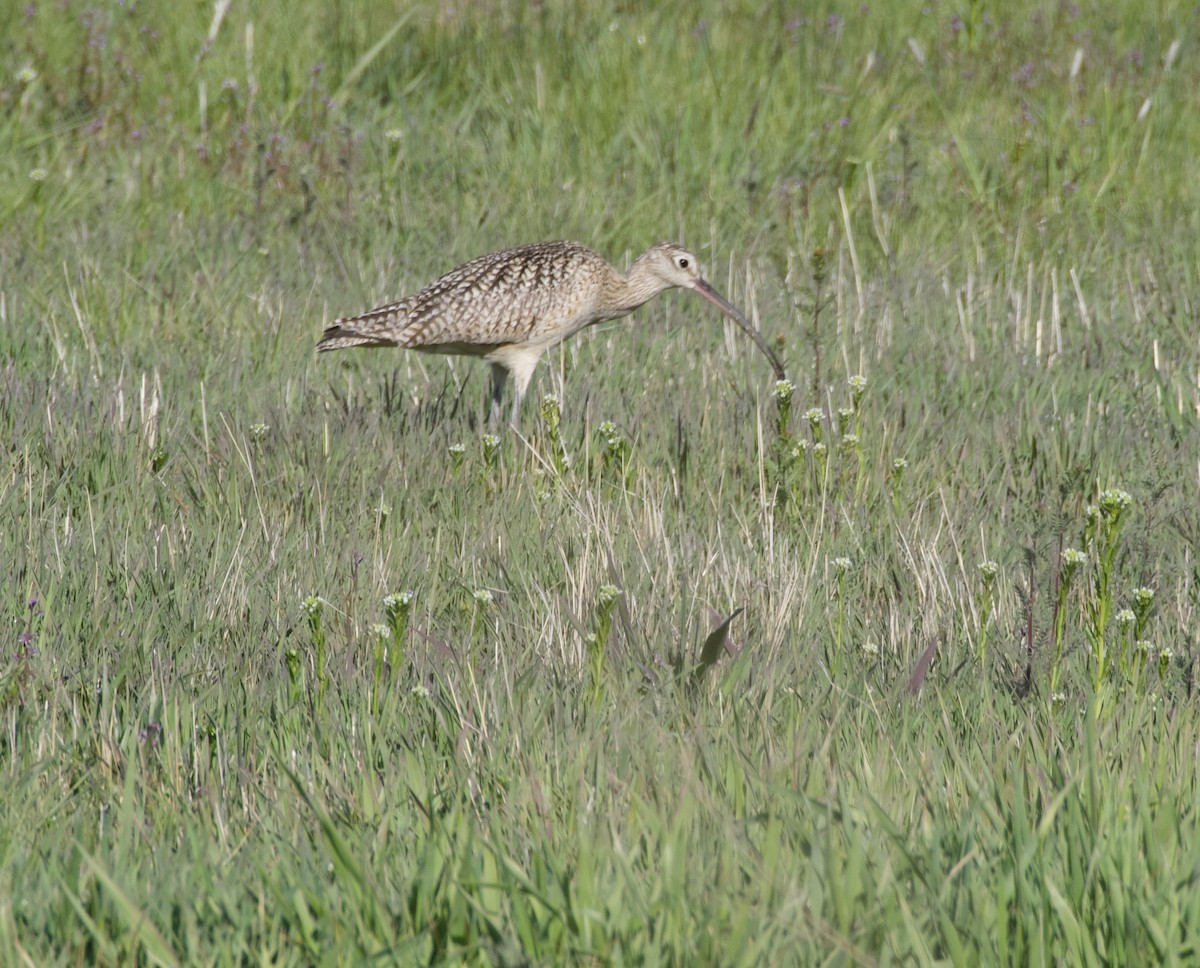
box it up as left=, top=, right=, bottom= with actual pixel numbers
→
left=509, top=390, right=522, bottom=431
left=489, top=363, right=509, bottom=432
left=508, top=352, right=540, bottom=432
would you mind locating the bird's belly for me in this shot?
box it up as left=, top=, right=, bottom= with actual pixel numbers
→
left=413, top=341, right=505, bottom=358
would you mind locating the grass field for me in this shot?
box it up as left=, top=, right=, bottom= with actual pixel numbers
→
left=3, top=0, right=1199, bottom=963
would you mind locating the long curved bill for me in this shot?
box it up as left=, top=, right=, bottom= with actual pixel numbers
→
left=692, top=279, right=786, bottom=382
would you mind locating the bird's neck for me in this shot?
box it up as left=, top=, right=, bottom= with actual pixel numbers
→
left=600, top=257, right=666, bottom=318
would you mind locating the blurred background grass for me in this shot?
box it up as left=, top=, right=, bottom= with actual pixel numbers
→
left=2, top=0, right=1199, bottom=963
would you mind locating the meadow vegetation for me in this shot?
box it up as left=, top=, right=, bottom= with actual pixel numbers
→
left=2, top=0, right=1199, bottom=963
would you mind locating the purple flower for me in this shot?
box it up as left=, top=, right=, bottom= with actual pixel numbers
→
left=1012, top=62, right=1035, bottom=85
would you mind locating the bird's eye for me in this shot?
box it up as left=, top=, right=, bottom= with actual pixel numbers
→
left=678, top=258, right=689, bottom=269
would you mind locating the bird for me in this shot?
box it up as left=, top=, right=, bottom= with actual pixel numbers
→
left=317, top=240, right=785, bottom=429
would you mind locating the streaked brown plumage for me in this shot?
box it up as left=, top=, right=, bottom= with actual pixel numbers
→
left=317, top=240, right=784, bottom=428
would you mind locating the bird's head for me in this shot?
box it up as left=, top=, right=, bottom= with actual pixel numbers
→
left=638, top=242, right=707, bottom=291
left=635, top=241, right=787, bottom=382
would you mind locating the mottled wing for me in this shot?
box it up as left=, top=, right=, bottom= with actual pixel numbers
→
left=399, top=241, right=602, bottom=350
left=318, top=241, right=604, bottom=354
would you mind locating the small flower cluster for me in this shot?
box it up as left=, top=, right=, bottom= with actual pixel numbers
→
left=384, top=590, right=414, bottom=618
left=1061, top=547, right=1087, bottom=570
left=848, top=374, right=868, bottom=406
left=481, top=433, right=502, bottom=480
left=538, top=394, right=572, bottom=477
left=595, top=421, right=633, bottom=483
left=1096, top=488, right=1133, bottom=519
left=384, top=590, right=413, bottom=609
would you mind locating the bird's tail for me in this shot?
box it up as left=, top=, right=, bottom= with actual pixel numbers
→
left=317, top=299, right=409, bottom=351
left=316, top=323, right=398, bottom=352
